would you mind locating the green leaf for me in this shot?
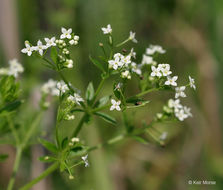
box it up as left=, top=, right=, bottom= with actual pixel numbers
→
left=0, top=100, right=22, bottom=115
left=89, top=55, right=105, bottom=72
left=50, top=47, right=58, bottom=64
left=69, top=146, right=87, bottom=157
left=126, top=100, right=150, bottom=109
left=94, top=112, right=117, bottom=125
left=0, top=154, right=8, bottom=162
left=85, top=82, right=94, bottom=103
left=61, top=137, right=68, bottom=149
left=95, top=96, right=110, bottom=108
left=132, top=136, right=149, bottom=145
left=39, top=138, right=58, bottom=153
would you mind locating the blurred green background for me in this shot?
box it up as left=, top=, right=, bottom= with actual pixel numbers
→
left=0, top=0, right=223, bottom=189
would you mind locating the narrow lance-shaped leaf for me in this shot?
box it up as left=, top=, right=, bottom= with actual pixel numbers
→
left=94, top=112, right=117, bottom=125
left=39, top=138, right=58, bottom=153
left=89, top=55, right=105, bottom=73
left=50, top=47, right=58, bottom=64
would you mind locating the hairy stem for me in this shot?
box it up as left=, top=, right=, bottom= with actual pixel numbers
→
left=19, top=162, right=59, bottom=190
left=7, top=147, right=22, bottom=190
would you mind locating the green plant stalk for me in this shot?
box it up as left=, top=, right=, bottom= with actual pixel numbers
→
left=6, top=115, right=20, bottom=145
left=135, top=87, right=161, bottom=98
left=22, top=112, right=43, bottom=147
left=18, top=120, right=155, bottom=190
left=91, top=77, right=107, bottom=106
left=18, top=162, right=59, bottom=190
left=72, top=114, right=87, bottom=137
left=58, top=71, right=74, bottom=93
left=116, top=38, right=130, bottom=47
left=7, top=146, right=22, bottom=190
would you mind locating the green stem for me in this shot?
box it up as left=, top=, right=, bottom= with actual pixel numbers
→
left=87, top=134, right=126, bottom=152
left=135, top=87, right=161, bottom=98
left=22, top=112, right=43, bottom=147
left=116, top=38, right=130, bottom=47
left=7, top=147, right=23, bottom=190
left=19, top=162, right=59, bottom=190
left=72, top=114, right=87, bottom=137
left=6, top=115, right=19, bottom=145
left=91, top=77, right=107, bottom=106
left=91, top=104, right=111, bottom=113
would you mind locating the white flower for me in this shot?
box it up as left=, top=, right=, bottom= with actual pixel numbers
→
left=146, top=45, right=166, bottom=55
left=67, top=93, right=84, bottom=105
left=175, top=109, right=188, bottom=121
left=60, top=27, right=72, bottom=39
left=44, top=37, right=56, bottom=48
left=165, top=76, right=178, bottom=86
left=131, top=62, right=142, bottom=75
left=121, top=55, right=131, bottom=66
left=141, top=54, right=153, bottom=65
left=69, top=35, right=79, bottom=45
left=101, top=24, right=112, bottom=34
left=35, top=40, right=47, bottom=56
left=159, top=64, right=172, bottom=76
left=71, top=137, right=79, bottom=142
left=151, top=66, right=162, bottom=77
left=160, top=132, right=168, bottom=141
left=121, top=70, right=131, bottom=79
left=21, top=41, right=34, bottom=56
left=41, top=79, right=59, bottom=96
left=65, top=59, right=73, bottom=68
left=8, top=59, right=24, bottom=78
left=108, top=57, right=123, bottom=70
left=130, top=48, right=136, bottom=59
left=189, top=76, right=196, bottom=90
left=114, top=53, right=124, bottom=59
left=175, top=86, right=186, bottom=98
left=129, top=31, right=137, bottom=43
left=81, top=154, right=89, bottom=167
left=184, top=106, right=192, bottom=117
left=110, top=99, right=121, bottom=111
left=57, top=81, right=69, bottom=94
left=168, top=99, right=182, bottom=111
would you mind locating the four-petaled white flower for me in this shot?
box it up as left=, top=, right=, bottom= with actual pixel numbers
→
left=159, top=64, right=172, bottom=76
left=57, top=81, right=69, bottom=94
left=183, top=106, right=192, bottom=117
left=44, top=37, right=56, bottom=48
left=110, top=99, right=121, bottom=111
left=165, top=76, right=178, bottom=86
left=129, top=31, right=137, bottom=43
left=81, top=154, right=89, bottom=167
left=168, top=99, right=182, bottom=111
left=21, top=41, right=34, bottom=56
left=175, top=109, right=188, bottom=121
left=189, top=76, right=196, bottom=90
left=60, top=27, right=72, bottom=39
left=35, top=40, right=47, bottom=56
left=175, top=86, right=186, bottom=98
left=108, top=57, right=123, bottom=70
left=151, top=66, right=162, bottom=77
left=67, top=93, right=84, bottom=105
left=8, top=59, right=24, bottom=78
left=101, top=24, right=112, bottom=34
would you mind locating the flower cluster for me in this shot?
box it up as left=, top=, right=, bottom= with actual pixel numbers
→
left=21, top=27, right=79, bottom=70
left=0, top=59, right=24, bottom=78
left=81, top=154, right=89, bottom=167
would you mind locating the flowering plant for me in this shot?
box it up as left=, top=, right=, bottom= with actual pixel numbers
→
left=0, top=25, right=195, bottom=190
